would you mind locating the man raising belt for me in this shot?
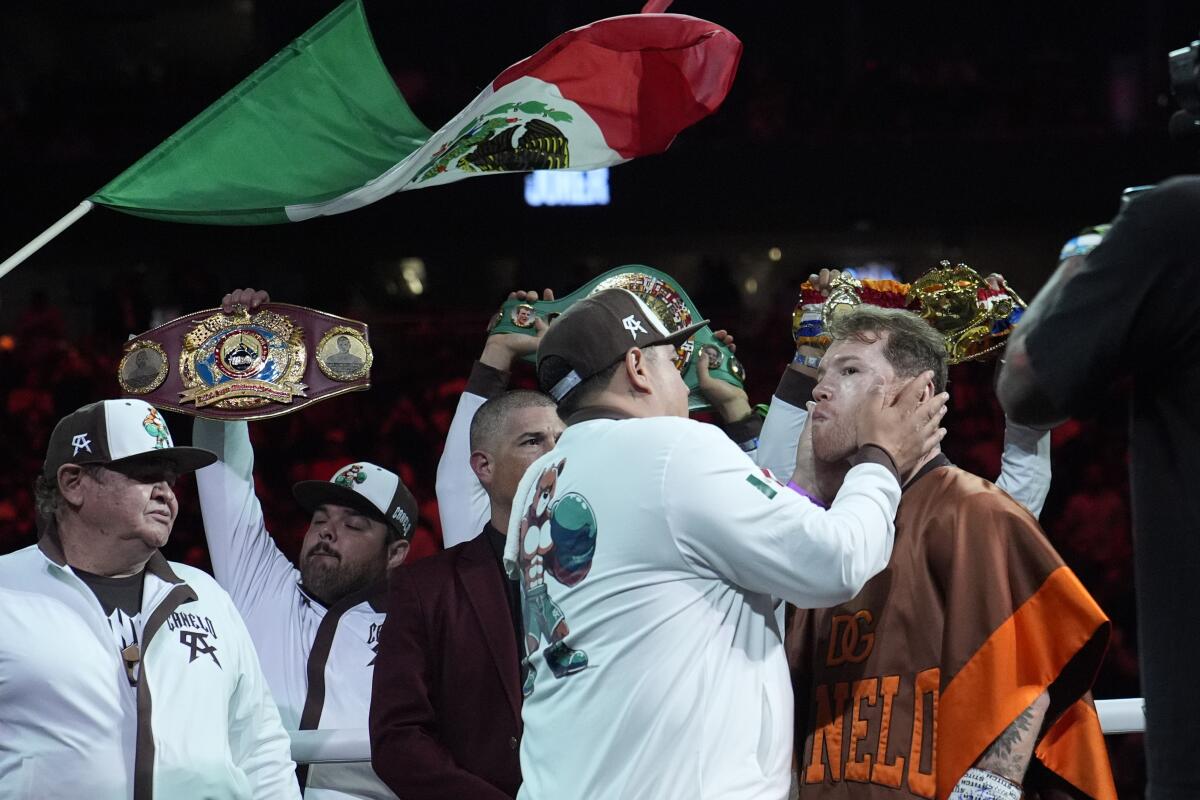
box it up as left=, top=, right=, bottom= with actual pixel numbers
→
left=193, top=288, right=417, bottom=800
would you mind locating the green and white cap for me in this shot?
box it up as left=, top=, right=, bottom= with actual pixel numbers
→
left=42, top=399, right=216, bottom=479
left=293, top=463, right=418, bottom=541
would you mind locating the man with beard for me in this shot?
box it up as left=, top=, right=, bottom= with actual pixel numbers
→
left=785, top=306, right=1115, bottom=799
left=193, top=288, right=417, bottom=800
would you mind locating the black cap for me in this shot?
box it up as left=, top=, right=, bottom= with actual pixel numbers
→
left=536, top=289, right=707, bottom=402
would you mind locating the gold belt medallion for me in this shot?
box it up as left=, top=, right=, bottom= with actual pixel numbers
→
left=178, top=307, right=307, bottom=411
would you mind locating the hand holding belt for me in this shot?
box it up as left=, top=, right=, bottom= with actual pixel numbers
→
left=489, top=265, right=746, bottom=412
left=118, top=303, right=372, bottom=420
left=792, top=261, right=1027, bottom=365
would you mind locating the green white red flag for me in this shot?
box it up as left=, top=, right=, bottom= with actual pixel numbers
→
left=88, top=0, right=741, bottom=225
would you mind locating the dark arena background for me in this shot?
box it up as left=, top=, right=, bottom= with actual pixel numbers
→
left=3, top=2, right=1197, bottom=794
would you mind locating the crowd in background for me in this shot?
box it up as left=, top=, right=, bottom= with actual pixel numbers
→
left=0, top=279, right=1146, bottom=791
left=2, top=5, right=1191, bottom=797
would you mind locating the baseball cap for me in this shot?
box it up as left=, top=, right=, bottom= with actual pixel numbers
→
left=536, top=289, right=708, bottom=402
left=293, top=463, right=418, bottom=541
left=42, top=399, right=217, bottom=479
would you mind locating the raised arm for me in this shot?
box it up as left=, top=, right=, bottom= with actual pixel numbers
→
left=757, top=366, right=815, bottom=480
left=994, top=418, right=1051, bottom=518
left=193, top=418, right=300, bottom=616
left=694, top=327, right=764, bottom=457
left=192, top=288, right=300, bottom=615
left=436, top=289, right=552, bottom=547
left=758, top=269, right=834, bottom=479
left=436, top=363, right=509, bottom=548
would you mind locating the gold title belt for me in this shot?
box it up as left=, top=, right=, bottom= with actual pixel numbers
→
left=119, top=303, right=372, bottom=420
left=793, top=261, right=1027, bottom=365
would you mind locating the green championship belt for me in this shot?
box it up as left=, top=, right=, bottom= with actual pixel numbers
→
left=490, top=266, right=745, bottom=412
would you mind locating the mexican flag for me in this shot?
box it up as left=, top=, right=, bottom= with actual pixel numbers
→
left=89, top=0, right=741, bottom=225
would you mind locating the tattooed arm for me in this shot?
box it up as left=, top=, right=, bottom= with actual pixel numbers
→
left=977, top=689, right=1051, bottom=782
left=947, top=691, right=1051, bottom=799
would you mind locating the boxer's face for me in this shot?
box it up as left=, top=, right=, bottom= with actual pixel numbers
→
left=811, top=333, right=899, bottom=462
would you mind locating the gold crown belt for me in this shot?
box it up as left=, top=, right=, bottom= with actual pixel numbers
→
left=793, top=261, right=1027, bottom=365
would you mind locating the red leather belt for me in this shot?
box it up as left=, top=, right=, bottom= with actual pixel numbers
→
left=118, top=303, right=372, bottom=420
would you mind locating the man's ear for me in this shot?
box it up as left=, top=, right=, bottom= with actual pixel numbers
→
left=470, top=450, right=493, bottom=486
left=921, top=377, right=936, bottom=404
left=624, top=347, right=654, bottom=393
left=885, top=373, right=935, bottom=407
left=57, top=464, right=87, bottom=507
left=386, top=539, right=410, bottom=570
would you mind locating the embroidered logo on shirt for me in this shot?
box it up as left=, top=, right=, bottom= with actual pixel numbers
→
left=179, top=630, right=221, bottom=668
left=71, top=434, right=92, bottom=455
left=826, top=609, right=876, bottom=666
left=167, top=612, right=222, bottom=668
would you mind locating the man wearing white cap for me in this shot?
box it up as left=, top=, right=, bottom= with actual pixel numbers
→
left=0, top=399, right=299, bottom=800
left=504, top=288, right=948, bottom=800
left=192, top=288, right=417, bottom=800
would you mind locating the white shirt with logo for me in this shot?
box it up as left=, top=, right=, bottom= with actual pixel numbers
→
left=0, top=545, right=298, bottom=800
left=503, top=414, right=901, bottom=800
left=436, top=378, right=763, bottom=549
left=193, top=419, right=395, bottom=800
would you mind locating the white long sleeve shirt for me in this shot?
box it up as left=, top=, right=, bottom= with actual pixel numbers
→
left=193, top=419, right=395, bottom=800
left=0, top=542, right=298, bottom=800
left=436, top=388, right=492, bottom=548
left=437, top=361, right=767, bottom=548
left=503, top=411, right=900, bottom=800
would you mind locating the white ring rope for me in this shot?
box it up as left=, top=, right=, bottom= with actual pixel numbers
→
left=288, top=698, right=1145, bottom=764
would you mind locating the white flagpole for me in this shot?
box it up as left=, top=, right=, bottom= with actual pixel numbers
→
left=0, top=200, right=94, bottom=280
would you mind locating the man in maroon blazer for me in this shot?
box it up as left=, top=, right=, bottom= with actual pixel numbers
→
left=370, top=389, right=563, bottom=799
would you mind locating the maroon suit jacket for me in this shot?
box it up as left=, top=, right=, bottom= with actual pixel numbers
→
left=370, top=530, right=523, bottom=799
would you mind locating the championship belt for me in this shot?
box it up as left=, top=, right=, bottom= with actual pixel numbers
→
left=793, top=261, right=1026, bottom=364
left=118, top=303, right=373, bottom=420
left=489, top=265, right=746, bottom=411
